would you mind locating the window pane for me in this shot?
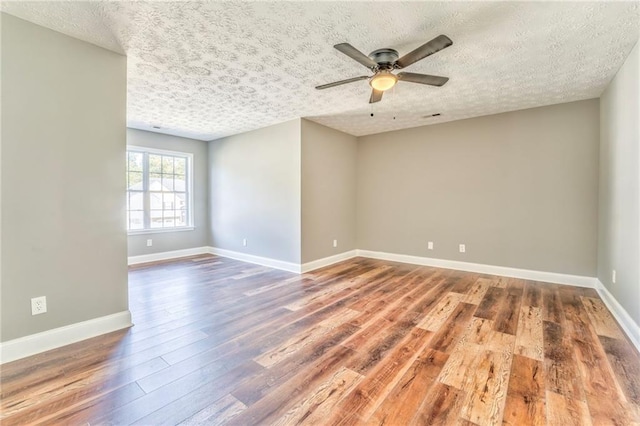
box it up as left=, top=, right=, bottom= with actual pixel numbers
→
left=150, top=210, right=163, bottom=228
left=129, top=192, right=143, bottom=210
left=149, top=173, right=162, bottom=191
left=127, top=172, right=143, bottom=190
left=162, top=193, right=175, bottom=210
left=162, top=156, right=174, bottom=174
left=175, top=193, right=186, bottom=209
left=128, top=152, right=143, bottom=172
left=174, top=157, right=186, bottom=175
left=174, top=176, right=186, bottom=192
left=176, top=210, right=187, bottom=227
left=163, top=210, right=176, bottom=227
left=150, top=192, right=162, bottom=210
left=162, top=175, right=174, bottom=191
left=128, top=211, right=144, bottom=230
left=149, top=155, right=162, bottom=173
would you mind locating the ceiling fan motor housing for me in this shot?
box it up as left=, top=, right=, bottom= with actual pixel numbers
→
left=369, top=48, right=399, bottom=69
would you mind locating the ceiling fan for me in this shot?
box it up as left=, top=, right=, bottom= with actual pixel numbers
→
left=316, top=35, right=453, bottom=103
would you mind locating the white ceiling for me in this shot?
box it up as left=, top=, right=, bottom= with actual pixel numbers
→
left=2, top=1, right=639, bottom=141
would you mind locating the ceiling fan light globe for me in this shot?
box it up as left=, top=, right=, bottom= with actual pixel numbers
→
left=369, top=73, right=397, bottom=91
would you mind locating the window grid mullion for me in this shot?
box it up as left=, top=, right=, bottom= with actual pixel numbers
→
left=143, top=152, right=151, bottom=229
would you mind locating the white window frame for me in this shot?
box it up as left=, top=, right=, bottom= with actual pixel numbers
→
left=126, top=145, right=194, bottom=235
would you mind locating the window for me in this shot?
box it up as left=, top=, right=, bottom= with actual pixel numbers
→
left=126, top=146, right=193, bottom=233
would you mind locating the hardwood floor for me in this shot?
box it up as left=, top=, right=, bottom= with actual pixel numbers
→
left=2, top=255, right=639, bottom=425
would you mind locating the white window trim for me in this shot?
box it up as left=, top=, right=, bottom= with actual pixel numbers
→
left=126, top=145, right=194, bottom=235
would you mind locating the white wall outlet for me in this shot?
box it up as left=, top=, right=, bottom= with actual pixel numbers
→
left=459, top=244, right=466, bottom=253
left=333, top=239, right=338, bottom=248
left=242, top=238, right=247, bottom=247
left=612, top=269, right=616, bottom=284
left=146, top=239, right=153, bottom=247
left=31, top=296, right=47, bottom=315
left=428, top=241, right=434, bottom=250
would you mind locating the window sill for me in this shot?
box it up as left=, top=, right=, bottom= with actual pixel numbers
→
left=128, top=226, right=195, bottom=236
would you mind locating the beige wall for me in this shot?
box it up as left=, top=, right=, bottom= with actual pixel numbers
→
left=301, top=119, right=357, bottom=263
left=208, top=119, right=301, bottom=263
left=1, top=14, right=128, bottom=341
left=357, top=99, right=600, bottom=276
left=127, top=129, right=210, bottom=257
left=599, top=42, right=639, bottom=326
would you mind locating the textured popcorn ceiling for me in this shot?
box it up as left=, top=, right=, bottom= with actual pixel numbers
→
left=2, top=1, right=639, bottom=141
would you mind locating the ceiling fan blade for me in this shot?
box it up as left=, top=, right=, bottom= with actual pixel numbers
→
left=395, top=35, right=453, bottom=69
left=397, top=72, right=449, bottom=86
left=334, top=43, right=378, bottom=69
left=315, top=76, right=369, bottom=90
left=369, top=89, right=383, bottom=103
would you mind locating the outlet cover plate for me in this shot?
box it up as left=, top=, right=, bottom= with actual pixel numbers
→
left=31, top=296, right=47, bottom=315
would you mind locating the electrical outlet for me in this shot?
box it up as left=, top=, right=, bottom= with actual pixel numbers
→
left=459, top=244, right=466, bottom=253
left=242, top=238, right=247, bottom=247
left=333, top=239, right=338, bottom=248
left=31, top=296, right=47, bottom=315
left=612, top=269, right=616, bottom=284
left=428, top=241, right=434, bottom=250
left=146, top=239, right=153, bottom=247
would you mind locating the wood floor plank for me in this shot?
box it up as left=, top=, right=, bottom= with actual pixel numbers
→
left=102, top=359, right=262, bottom=425
left=130, top=363, right=261, bottom=426
left=493, top=280, right=523, bottom=335
left=328, top=327, right=434, bottom=424
left=271, top=366, right=363, bottom=426
left=254, top=308, right=360, bottom=367
left=546, top=390, right=593, bottom=426
left=178, top=394, right=246, bottom=426
left=417, top=292, right=464, bottom=331
left=1, top=381, right=146, bottom=426
left=489, top=276, right=509, bottom=288
left=565, top=297, right=636, bottom=423
left=503, top=354, right=545, bottom=426
left=581, top=297, right=626, bottom=339
left=427, top=302, right=478, bottom=353
left=522, top=281, right=542, bottom=308
left=230, top=322, right=360, bottom=406
left=366, top=348, right=449, bottom=425
left=227, top=345, right=356, bottom=425
left=458, top=345, right=514, bottom=425
left=437, top=340, right=483, bottom=390
left=474, top=286, right=506, bottom=321
left=2, top=255, right=638, bottom=426
left=410, top=382, right=467, bottom=426
left=542, top=284, right=564, bottom=324
left=599, top=335, right=640, bottom=405
left=514, top=305, right=544, bottom=361
left=458, top=277, right=491, bottom=305
left=543, top=320, right=586, bottom=401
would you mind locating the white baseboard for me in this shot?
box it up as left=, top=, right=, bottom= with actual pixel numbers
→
left=356, top=249, right=597, bottom=288
left=595, top=280, right=640, bottom=353
left=132, top=246, right=597, bottom=289
left=128, top=246, right=210, bottom=265
left=208, top=247, right=301, bottom=273
left=0, top=310, right=132, bottom=364
left=301, top=250, right=358, bottom=273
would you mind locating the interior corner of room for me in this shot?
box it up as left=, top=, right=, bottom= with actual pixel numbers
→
left=0, top=6, right=638, bottom=366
